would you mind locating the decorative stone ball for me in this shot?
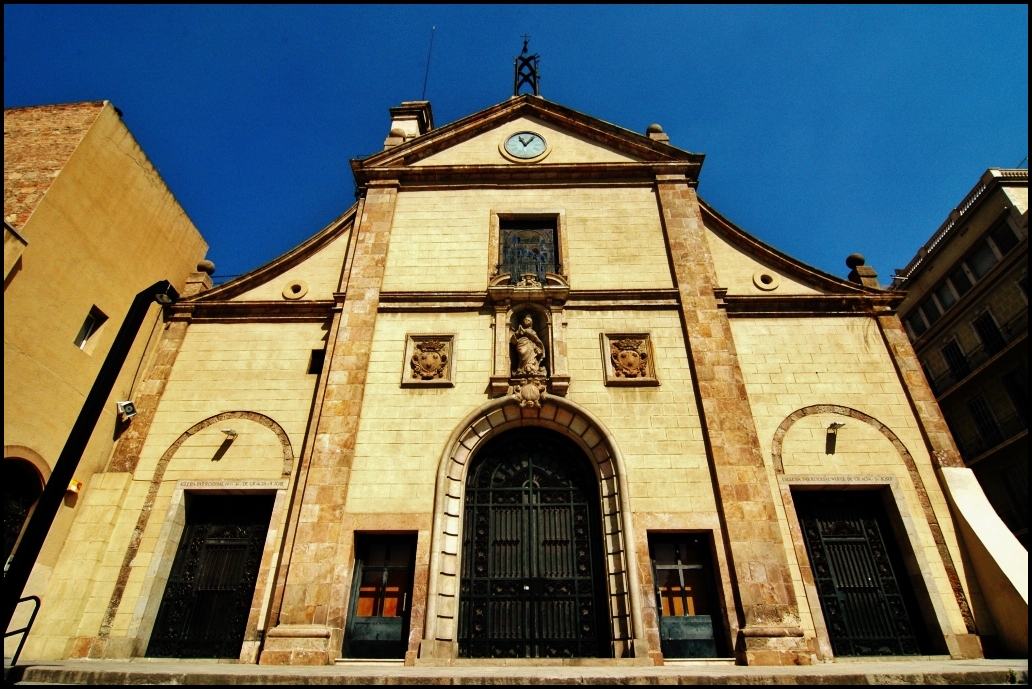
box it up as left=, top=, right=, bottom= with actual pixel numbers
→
left=389, top=127, right=406, bottom=138
left=646, top=123, right=664, bottom=134
left=845, top=253, right=866, bottom=269
left=197, top=259, right=216, bottom=275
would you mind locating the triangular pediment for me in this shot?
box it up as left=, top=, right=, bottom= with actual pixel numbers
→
left=359, top=95, right=701, bottom=171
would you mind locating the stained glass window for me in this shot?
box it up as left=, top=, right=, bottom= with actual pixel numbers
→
left=500, top=220, right=557, bottom=284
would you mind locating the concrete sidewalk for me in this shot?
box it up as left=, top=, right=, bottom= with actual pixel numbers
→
left=3, top=658, right=1027, bottom=685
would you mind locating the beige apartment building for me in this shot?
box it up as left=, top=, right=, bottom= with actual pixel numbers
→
left=7, top=93, right=1026, bottom=667
left=4, top=101, right=209, bottom=653
left=893, top=169, right=1028, bottom=549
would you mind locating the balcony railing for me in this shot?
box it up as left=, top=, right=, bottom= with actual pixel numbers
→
left=930, top=310, right=1028, bottom=397
left=956, top=410, right=1028, bottom=463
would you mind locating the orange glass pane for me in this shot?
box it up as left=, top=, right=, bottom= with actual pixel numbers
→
left=380, top=570, right=409, bottom=617
left=657, top=569, right=685, bottom=616
left=356, top=570, right=383, bottom=617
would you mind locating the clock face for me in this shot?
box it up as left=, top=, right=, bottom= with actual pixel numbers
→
left=504, top=131, right=547, bottom=159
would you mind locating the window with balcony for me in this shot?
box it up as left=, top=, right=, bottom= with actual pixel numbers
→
left=972, top=311, right=1005, bottom=355
left=940, top=340, right=969, bottom=379
left=1001, top=369, right=1028, bottom=424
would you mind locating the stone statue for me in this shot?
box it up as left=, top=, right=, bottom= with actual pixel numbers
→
left=510, top=314, right=546, bottom=376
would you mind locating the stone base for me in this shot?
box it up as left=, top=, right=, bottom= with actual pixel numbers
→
left=737, top=628, right=813, bottom=666
left=258, top=625, right=340, bottom=666
left=946, top=633, right=985, bottom=660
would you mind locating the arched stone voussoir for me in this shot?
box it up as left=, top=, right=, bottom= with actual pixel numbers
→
left=420, top=395, right=646, bottom=660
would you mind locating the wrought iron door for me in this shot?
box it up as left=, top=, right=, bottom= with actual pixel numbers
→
left=458, top=428, right=607, bottom=658
left=147, top=494, right=274, bottom=658
left=794, top=491, right=924, bottom=657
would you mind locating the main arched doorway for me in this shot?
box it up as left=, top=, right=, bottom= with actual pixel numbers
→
left=458, top=427, right=609, bottom=658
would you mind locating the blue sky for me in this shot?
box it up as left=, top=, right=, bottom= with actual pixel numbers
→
left=4, top=5, right=1028, bottom=283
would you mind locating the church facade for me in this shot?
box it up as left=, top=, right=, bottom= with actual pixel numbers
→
left=18, top=92, right=1026, bottom=666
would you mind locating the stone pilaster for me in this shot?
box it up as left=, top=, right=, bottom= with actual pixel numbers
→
left=260, top=181, right=399, bottom=666
left=107, top=315, right=189, bottom=474
left=107, top=268, right=209, bottom=474
left=877, top=313, right=980, bottom=657
left=655, top=176, right=809, bottom=665
left=876, top=314, right=965, bottom=470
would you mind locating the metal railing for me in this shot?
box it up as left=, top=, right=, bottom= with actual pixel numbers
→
left=956, top=411, right=1029, bottom=463
left=4, top=595, right=40, bottom=667
left=930, top=310, right=1028, bottom=396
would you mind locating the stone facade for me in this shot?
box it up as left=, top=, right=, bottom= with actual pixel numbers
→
left=13, top=96, right=1026, bottom=665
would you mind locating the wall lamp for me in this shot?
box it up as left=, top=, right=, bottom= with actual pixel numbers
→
left=116, top=401, right=137, bottom=420
left=221, top=428, right=238, bottom=439
left=826, top=422, right=846, bottom=455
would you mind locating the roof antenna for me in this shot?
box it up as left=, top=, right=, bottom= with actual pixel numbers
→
left=421, top=26, right=436, bottom=101
left=513, top=35, right=540, bottom=97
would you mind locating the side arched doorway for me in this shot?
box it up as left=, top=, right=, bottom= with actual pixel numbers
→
left=458, top=427, right=608, bottom=658
left=4, top=458, right=45, bottom=564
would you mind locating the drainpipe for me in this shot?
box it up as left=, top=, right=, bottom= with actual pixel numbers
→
left=2, top=280, right=179, bottom=636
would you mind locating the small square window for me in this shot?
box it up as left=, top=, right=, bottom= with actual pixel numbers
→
left=74, top=307, right=108, bottom=352
left=308, top=349, right=326, bottom=375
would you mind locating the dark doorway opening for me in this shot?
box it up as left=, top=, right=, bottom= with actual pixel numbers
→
left=458, top=427, right=609, bottom=658
left=648, top=533, right=727, bottom=658
left=4, top=459, right=44, bottom=564
left=343, top=534, right=417, bottom=659
left=146, top=493, right=274, bottom=659
left=793, top=490, right=930, bottom=657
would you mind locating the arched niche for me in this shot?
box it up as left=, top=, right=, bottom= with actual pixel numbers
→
left=419, top=396, right=645, bottom=660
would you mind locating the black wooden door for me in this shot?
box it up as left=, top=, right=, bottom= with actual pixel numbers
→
left=458, top=428, right=607, bottom=658
left=794, top=491, right=926, bottom=657
left=147, top=494, right=274, bottom=658
left=343, top=535, right=416, bottom=659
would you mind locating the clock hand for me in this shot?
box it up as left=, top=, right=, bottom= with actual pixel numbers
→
left=518, top=136, right=530, bottom=147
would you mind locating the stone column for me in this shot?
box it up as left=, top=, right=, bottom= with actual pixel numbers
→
left=655, top=175, right=809, bottom=665
left=260, top=181, right=399, bottom=665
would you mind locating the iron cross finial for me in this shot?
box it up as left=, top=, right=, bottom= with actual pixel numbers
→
left=514, top=37, right=540, bottom=96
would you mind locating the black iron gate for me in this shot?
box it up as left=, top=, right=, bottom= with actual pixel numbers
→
left=794, top=491, right=925, bottom=657
left=147, top=493, right=274, bottom=658
left=458, top=428, right=607, bottom=658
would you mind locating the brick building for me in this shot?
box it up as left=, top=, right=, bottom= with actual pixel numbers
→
left=4, top=101, right=209, bottom=657
left=10, top=93, right=1026, bottom=665
left=892, top=169, right=1028, bottom=547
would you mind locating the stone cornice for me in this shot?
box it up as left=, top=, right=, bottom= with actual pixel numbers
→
left=170, top=299, right=336, bottom=322
left=891, top=168, right=1028, bottom=288
left=355, top=162, right=701, bottom=189
left=716, top=291, right=903, bottom=317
